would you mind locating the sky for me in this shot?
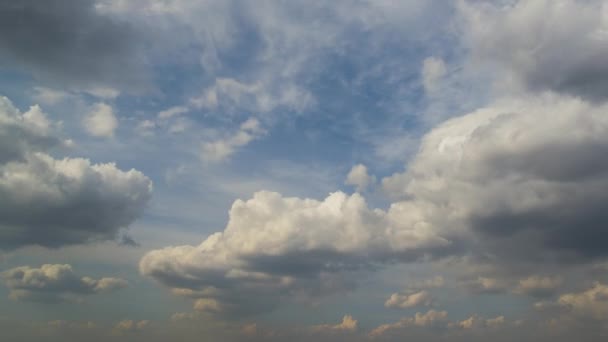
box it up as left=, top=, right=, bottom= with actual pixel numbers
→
left=1, top=0, right=608, bottom=341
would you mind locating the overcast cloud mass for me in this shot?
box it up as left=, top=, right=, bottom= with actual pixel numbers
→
left=1, top=0, right=608, bottom=341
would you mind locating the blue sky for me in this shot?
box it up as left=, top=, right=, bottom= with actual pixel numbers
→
left=1, top=1, right=608, bottom=341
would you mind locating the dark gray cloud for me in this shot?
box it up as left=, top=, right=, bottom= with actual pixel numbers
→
left=0, top=95, right=152, bottom=250
left=384, top=93, right=608, bottom=266
left=461, top=0, right=608, bottom=102
left=0, top=0, right=149, bottom=92
left=2, top=264, right=127, bottom=302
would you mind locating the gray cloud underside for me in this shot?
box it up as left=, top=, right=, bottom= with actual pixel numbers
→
left=0, top=0, right=148, bottom=91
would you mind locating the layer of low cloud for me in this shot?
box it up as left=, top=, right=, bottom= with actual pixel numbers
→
left=2, top=264, right=127, bottom=302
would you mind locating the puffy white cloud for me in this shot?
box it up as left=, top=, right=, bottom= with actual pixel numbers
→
left=460, top=0, right=608, bottom=101
left=201, top=118, right=266, bottom=162
left=345, top=164, right=375, bottom=192
left=141, top=190, right=450, bottom=317
left=385, top=290, right=432, bottom=309
left=2, top=264, right=127, bottom=302
left=311, top=315, right=358, bottom=333
left=0, top=95, right=152, bottom=249
left=83, top=102, right=118, bottom=137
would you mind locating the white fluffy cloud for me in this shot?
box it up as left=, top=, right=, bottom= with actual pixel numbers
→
left=140, top=190, right=450, bottom=317
left=83, top=102, right=118, bottom=137
left=345, top=164, right=375, bottom=192
left=0, top=95, right=152, bottom=250
left=2, top=264, right=127, bottom=302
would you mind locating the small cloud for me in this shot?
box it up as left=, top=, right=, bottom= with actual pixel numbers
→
left=345, top=164, right=376, bottom=192
left=83, top=102, right=118, bottom=137
left=385, top=290, right=433, bottom=309
left=311, top=315, right=358, bottom=333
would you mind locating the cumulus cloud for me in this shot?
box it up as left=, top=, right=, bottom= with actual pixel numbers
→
left=0, top=0, right=148, bottom=92
left=557, top=282, right=608, bottom=320
left=311, top=315, right=358, bottom=333
left=83, top=102, right=118, bottom=137
left=201, top=118, right=266, bottom=162
left=461, top=0, right=608, bottom=101
left=0, top=95, right=152, bottom=250
left=141, top=190, right=450, bottom=317
left=383, top=94, right=608, bottom=264
left=1, top=264, right=127, bottom=302
left=345, top=164, right=375, bottom=192
left=369, top=310, right=448, bottom=338
left=385, top=290, right=432, bottom=309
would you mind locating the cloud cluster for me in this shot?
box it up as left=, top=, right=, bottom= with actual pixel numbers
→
left=2, top=264, right=127, bottom=302
left=0, top=95, right=152, bottom=250
left=141, top=190, right=451, bottom=316
left=384, top=93, right=608, bottom=264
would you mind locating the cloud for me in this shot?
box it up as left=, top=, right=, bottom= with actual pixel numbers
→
left=422, top=56, right=447, bottom=95
left=2, top=264, right=127, bottom=302
left=460, top=0, right=608, bottom=102
left=385, top=290, right=432, bottom=309
left=369, top=310, right=448, bottom=338
left=83, top=102, right=118, bottom=137
left=0, top=95, right=152, bottom=250
left=557, top=282, right=608, bottom=320
left=514, top=276, right=562, bottom=298
left=345, top=164, right=376, bottom=192
left=0, top=0, right=148, bottom=93
left=191, top=77, right=313, bottom=115
left=140, top=190, right=450, bottom=317
left=157, top=106, right=189, bottom=120
left=383, top=93, right=608, bottom=264
left=113, top=319, right=149, bottom=334
left=466, top=277, right=508, bottom=295
left=201, top=118, right=266, bottom=162
left=450, top=315, right=505, bottom=330
left=311, top=315, right=358, bottom=333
